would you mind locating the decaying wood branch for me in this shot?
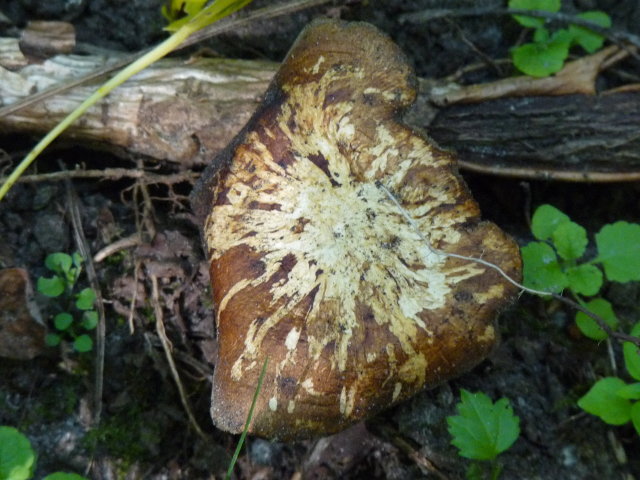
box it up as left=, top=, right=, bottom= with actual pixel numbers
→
left=2, top=38, right=640, bottom=181
left=0, top=43, right=276, bottom=167
left=428, top=91, right=640, bottom=181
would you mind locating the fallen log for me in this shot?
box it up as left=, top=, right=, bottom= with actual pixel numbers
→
left=0, top=40, right=276, bottom=167
left=2, top=37, right=639, bottom=181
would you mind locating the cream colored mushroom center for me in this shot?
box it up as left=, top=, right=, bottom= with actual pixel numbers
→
left=204, top=72, right=487, bottom=402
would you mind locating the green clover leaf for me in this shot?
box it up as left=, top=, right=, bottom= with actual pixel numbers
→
left=575, top=298, right=618, bottom=341
left=623, top=323, right=640, bottom=381
left=44, top=252, right=72, bottom=275
left=509, top=0, right=561, bottom=29
left=53, top=312, right=73, bottom=331
left=73, top=335, right=93, bottom=353
left=616, top=383, right=640, bottom=401
left=0, top=426, right=35, bottom=480
left=75, top=288, right=96, bottom=311
left=512, top=29, right=572, bottom=77
left=521, top=242, right=567, bottom=293
left=531, top=204, right=571, bottom=240
left=569, top=11, right=611, bottom=53
left=565, top=264, right=602, bottom=296
left=82, top=311, right=98, bottom=330
left=37, top=276, right=65, bottom=297
left=595, top=222, right=640, bottom=282
left=552, top=221, right=587, bottom=260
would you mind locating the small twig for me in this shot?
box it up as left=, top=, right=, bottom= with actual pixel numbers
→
left=150, top=273, right=208, bottom=440
left=0, top=168, right=198, bottom=185
left=61, top=164, right=106, bottom=425
left=127, top=260, right=142, bottom=335
left=93, top=233, right=142, bottom=264
left=134, top=159, right=157, bottom=240
left=368, top=422, right=450, bottom=480
left=144, top=334, right=212, bottom=381
left=377, top=182, right=640, bottom=349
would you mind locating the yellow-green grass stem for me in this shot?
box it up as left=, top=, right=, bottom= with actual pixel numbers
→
left=0, top=0, right=252, bottom=202
left=225, top=357, right=268, bottom=480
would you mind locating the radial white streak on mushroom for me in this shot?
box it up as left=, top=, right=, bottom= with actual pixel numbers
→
left=301, top=378, right=321, bottom=396
left=309, top=55, right=325, bottom=74
left=285, top=327, right=301, bottom=351
left=338, top=384, right=357, bottom=417
left=217, top=278, right=252, bottom=315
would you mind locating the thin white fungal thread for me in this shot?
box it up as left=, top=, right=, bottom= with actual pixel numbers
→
left=376, top=182, right=552, bottom=298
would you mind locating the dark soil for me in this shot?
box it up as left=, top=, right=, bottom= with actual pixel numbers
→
left=1, top=1, right=640, bottom=479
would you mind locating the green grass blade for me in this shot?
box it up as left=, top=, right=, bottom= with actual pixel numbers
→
left=0, top=0, right=253, bottom=202
left=225, top=357, right=268, bottom=480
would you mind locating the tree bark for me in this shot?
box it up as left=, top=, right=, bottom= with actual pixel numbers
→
left=2, top=40, right=639, bottom=181
left=427, top=90, right=640, bottom=181
left=0, top=46, right=276, bottom=167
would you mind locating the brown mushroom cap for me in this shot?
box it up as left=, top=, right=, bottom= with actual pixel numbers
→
left=191, top=19, right=522, bottom=441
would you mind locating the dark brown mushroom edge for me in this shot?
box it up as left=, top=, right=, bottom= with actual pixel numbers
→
left=191, top=19, right=522, bottom=441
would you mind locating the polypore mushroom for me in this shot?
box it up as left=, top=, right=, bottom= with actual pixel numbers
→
left=191, top=19, right=521, bottom=441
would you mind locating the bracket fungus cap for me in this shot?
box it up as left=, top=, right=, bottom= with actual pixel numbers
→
left=191, top=19, right=522, bottom=441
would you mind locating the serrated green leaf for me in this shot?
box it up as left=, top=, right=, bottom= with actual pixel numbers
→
left=578, top=377, right=632, bottom=425
left=631, top=402, right=640, bottom=436
left=45, top=333, right=61, bottom=347
left=45, top=252, right=72, bottom=274
left=575, top=298, right=618, bottom=340
left=552, top=221, right=587, bottom=260
left=447, top=390, right=520, bottom=461
left=509, top=0, right=561, bottom=28
left=54, top=312, right=73, bottom=331
left=0, top=426, right=36, bottom=480
left=616, top=383, right=640, bottom=400
left=75, top=288, right=96, bottom=310
left=521, top=242, right=567, bottom=293
left=43, top=472, right=89, bottom=480
left=569, top=11, right=611, bottom=53
left=73, top=335, right=93, bottom=353
left=82, top=311, right=98, bottom=330
left=595, top=222, right=640, bottom=282
left=37, top=276, right=65, bottom=297
left=623, top=323, right=640, bottom=381
left=531, top=204, right=571, bottom=240
left=566, top=264, right=602, bottom=296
